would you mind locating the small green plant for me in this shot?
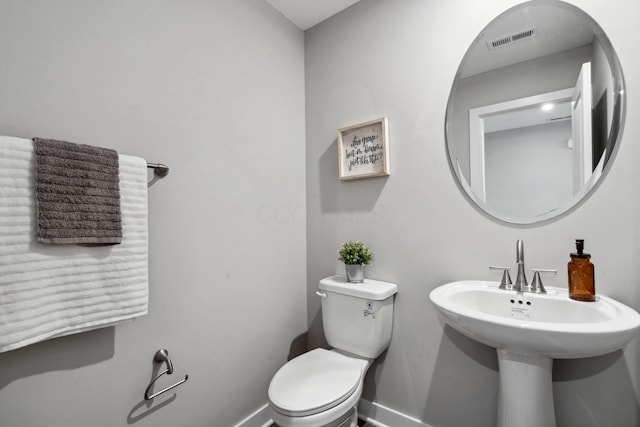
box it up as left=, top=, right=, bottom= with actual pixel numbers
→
left=337, top=241, right=373, bottom=266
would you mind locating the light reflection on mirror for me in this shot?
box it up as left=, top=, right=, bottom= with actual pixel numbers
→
left=445, top=0, right=625, bottom=224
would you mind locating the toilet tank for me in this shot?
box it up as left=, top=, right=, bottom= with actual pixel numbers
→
left=319, top=275, right=398, bottom=359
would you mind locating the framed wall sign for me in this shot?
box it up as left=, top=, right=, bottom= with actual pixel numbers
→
left=338, top=117, right=390, bottom=180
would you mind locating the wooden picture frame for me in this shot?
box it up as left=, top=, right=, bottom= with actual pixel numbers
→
left=337, top=117, right=390, bottom=180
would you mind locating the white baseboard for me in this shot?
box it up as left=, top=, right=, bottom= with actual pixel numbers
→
left=233, top=403, right=272, bottom=427
left=236, top=399, right=431, bottom=427
left=358, top=399, right=432, bottom=427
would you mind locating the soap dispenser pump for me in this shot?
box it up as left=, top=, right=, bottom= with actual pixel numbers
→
left=568, top=239, right=595, bottom=301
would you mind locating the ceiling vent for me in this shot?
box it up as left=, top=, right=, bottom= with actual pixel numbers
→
left=487, top=27, right=536, bottom=50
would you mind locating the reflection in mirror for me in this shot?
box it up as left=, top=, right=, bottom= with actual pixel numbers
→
left=445, top=0, right=625, bottom=224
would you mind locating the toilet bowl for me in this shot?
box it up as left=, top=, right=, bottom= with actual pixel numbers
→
left=268, top=348, right=370, bottom=427
left=267, top=276, right=398, bottom=427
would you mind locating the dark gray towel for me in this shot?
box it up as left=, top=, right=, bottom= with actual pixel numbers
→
left=33, top=138, right=122, bottom=244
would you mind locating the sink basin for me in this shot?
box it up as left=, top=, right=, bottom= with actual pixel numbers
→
left=429, top=280, right=640, bottom=358
left=429, top=280, right=640, bottom=427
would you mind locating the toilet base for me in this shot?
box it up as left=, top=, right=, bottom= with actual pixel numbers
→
left=272, top=407, right=356, bottom=427
left=271, top=405, right=358, bottom=427
left=335, top=407, right=356, bottom=427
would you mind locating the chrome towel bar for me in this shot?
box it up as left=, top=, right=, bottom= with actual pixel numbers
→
left=144, top=349, right=189, bottom=400
left=146, top=162, right=169, bottom=177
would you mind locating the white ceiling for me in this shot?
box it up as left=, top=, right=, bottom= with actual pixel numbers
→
left=265, top=0, right=361, bottom=30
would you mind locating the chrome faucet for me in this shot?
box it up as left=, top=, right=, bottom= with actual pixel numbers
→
left=514, top=240, right=528, bottom=292
left=491, top=240, right=550, bottom=293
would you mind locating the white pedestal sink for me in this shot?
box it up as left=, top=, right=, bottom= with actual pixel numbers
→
left=429, top=281, right=640, bottom=427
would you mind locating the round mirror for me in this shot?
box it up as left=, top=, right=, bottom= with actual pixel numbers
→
left=445, top=0, right=625, bottom=224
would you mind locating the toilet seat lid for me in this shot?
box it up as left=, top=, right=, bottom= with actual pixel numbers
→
left=268, top=348, right=363, bottom=417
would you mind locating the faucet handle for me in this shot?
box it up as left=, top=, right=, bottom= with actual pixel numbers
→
left=489, top=266, right=513, bottom=290
left=529, top=269, right=557, bottom=294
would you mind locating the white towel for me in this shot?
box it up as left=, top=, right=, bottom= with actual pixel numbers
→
left=0, top=136, right=148, bottom=352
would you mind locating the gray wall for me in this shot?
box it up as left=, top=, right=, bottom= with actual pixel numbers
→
left=0, top=1, right=306, bottom=426
left=305, top=0, right=640, bottom=426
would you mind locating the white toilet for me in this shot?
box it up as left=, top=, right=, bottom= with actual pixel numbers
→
left=268, top=275, right=398, bottom=427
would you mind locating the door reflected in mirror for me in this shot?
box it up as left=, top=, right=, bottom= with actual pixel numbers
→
left=445, top=0, right=625, bottom=224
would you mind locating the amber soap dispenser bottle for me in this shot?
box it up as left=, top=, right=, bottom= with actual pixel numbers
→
left=568, top=239, right=595, bottom=301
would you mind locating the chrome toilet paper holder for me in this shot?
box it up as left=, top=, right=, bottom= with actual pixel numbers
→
left=144, top=349, right=189, bottom=400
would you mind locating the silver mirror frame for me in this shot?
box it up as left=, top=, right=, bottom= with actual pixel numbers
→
left=445, top=0, right=626, bottom=225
